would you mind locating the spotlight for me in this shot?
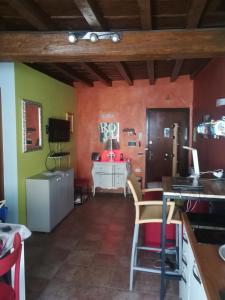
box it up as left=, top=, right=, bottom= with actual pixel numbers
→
left=89, top=33, right=99, bottom=43
left=68, top=32, right=77, bottom=43
left=68, top=31, right=122, bottom=43
left=111, top=33, right=120, bottom=43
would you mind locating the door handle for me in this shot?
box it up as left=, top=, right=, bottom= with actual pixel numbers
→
left=164, top=153, right=169, bottom=160
left=164, top=153, right=174, bottom=160
left=148, top=150, right=153, bottom=160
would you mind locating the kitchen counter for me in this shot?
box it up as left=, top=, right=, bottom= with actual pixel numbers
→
left=183, top=213, right=225, bottom=300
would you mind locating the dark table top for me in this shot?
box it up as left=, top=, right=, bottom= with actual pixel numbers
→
left=162, top=176, right=225, bottom=200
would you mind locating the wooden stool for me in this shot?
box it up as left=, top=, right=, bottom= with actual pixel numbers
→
left=127, top=174, right=182, bottom=291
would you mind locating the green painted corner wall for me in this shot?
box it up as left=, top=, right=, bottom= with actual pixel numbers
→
left=14, top=63, right=76, bottom=224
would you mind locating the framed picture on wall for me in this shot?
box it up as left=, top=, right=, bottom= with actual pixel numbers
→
left=66, top=112, right=74, bottom=133
left=99, top=122, right=119, bottom=143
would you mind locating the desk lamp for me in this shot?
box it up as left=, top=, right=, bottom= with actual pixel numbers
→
left=183, top=146, right=200, bottom=186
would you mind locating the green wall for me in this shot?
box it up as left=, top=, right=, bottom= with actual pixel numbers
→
left=15, top=63, right=75, bottom=224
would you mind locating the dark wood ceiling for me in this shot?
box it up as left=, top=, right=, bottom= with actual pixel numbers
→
left=0, top=0, right=224, bottom=86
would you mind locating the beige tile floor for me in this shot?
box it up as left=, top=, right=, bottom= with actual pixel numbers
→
left=25, top=193, right=179, bottom=300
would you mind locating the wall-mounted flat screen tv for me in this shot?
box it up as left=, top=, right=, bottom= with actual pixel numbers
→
left=48, top=118, right=70, bottom=142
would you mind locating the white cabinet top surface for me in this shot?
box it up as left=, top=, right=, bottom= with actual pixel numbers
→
left=27, top=168, right=74, bottom=180
left=93, top=161, right=130, bottom=165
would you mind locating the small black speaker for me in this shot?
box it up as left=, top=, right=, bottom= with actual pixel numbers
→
left=91, top=152, right=100, bottom=161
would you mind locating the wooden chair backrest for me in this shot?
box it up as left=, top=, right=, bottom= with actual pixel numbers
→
left=127, top=173, right=142, bottom=204
left=127, top=174, right=175, bottom=224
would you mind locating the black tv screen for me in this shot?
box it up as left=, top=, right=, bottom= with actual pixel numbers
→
left=48, top=118, right=70, bottom=142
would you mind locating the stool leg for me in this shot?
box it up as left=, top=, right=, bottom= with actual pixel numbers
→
left=130, top=224, right=139, bottom=291
left=178, top=223, right=182, bottom=273
left=175, top=224, right=179, bottom=269
left=175, top=223, right=182, bottom=273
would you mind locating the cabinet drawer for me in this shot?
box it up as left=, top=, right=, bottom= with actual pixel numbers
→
left=182, top=228, right=190, bottom=253
left=114, top=164, right=126, bottom=173
left=94, top=163, right=112, bottom=173
left=94, top=174, right=113, bottom=188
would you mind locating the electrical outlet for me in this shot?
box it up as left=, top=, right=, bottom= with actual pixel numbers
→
left=138, top=152, right=143, bottom=155
left=135, top=168, right=141, bottom=173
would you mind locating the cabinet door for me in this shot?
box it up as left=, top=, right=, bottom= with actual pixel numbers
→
left=114, top=174, right=126, bottom=188
left=179, top=226, right=193, bottom=300
left=26, top=179, right=51, bottom=232
left=64, top=169, right=74, bottom=213
left=96, top=174, right=113, bottom=188
left=189, top=261, right=207, bottom=300
left=49, top=176, right=63, bottom=229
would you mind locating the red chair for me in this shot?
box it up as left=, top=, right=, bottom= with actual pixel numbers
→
left=0, top=233, right=22, bottom=300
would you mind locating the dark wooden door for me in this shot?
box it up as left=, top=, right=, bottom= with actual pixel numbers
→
left=145, top=109, right=189, bottom=183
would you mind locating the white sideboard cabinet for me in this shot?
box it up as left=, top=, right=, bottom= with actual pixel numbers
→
left=92, top=161, right=131, bottom=197
left=26, top=169, right=74, bottom=232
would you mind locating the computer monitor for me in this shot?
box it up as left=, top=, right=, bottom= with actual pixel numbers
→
left=183, top=146, right=200, bottom=178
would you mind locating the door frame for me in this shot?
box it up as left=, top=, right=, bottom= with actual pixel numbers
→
left=145, top=108, right=190, bottom=185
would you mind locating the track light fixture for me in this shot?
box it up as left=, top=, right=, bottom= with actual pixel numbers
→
left=68, top=32, right=121, bottom=43
left=111, top=33, right=121, bottom=43
left=68, top=32, right=77, bottom=43
left=89, top=33, right=98, bottom=43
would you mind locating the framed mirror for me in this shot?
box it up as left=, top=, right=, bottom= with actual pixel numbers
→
left=22, top=99, right=42, bottom=152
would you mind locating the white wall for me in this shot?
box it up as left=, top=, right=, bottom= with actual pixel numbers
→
left=0, top=63, right=18, bottom=222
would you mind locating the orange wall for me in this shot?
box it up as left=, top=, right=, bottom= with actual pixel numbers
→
left=75, top=76, right=193, bottom=185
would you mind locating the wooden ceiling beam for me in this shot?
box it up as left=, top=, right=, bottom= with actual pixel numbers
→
left=137, top=0, right=155, bottom=85
left=171, top=60, right=184, bottom=82
left=0, top=29, right=225, bottom=62
left=73, top=0, right=106, bottom=30
left=171, top=0, right=207, bottom=82
left=0, top=18, right=6, bottom=30
left=147, top=60, right=155, bottom=85
left=186, top=0, right=208, bottom=28
left=8, top=0, right=52, bottom=30
left=190, top=60, right=211, bottom=80
left=114, top=62, right=133, bottom=86
left=137, top=0, right=152, bottom=30
left=80, top=63, right=112, bottom=86
left=50, top=63, right=93, bottom=87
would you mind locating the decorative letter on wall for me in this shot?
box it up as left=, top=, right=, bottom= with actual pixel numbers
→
left=99, top=122, right=119, bottom=143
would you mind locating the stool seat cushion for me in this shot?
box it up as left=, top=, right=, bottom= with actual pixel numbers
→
left=0, top=282, right=15, bottom=300
left=139, top=204, right=181, bottom=224
left=139, top=205, right=171, bottom=224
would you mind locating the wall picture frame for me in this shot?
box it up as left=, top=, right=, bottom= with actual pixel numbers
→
left=22, top=99, right=42, bottom=152
left=66, top=112, right=74, bottom=133
left=99, top=122, right=119, bottom=143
